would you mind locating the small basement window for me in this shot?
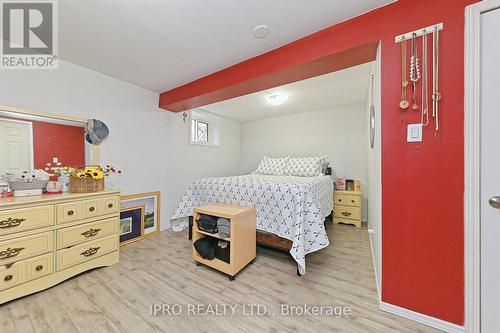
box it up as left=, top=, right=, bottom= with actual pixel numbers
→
left=191, top=119, right=209, bottom=143
left=189, top=109, right=221, bottom=147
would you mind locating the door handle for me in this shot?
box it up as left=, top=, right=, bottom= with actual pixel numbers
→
left=489, top=196, right=500, bottom=209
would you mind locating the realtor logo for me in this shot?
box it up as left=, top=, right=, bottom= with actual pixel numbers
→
left=1, top=0, right=58, bottom=69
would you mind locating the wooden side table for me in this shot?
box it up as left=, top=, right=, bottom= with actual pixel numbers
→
left=333, top=190, right=362, bottom=228
left=192, top=204, right=256, bottom=280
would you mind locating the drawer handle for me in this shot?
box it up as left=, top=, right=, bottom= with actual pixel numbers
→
left=351, top=200, right=355, bottom=203
left=4, top=274, right=13, bottom=282
left=338, top=199, right=342, bottom=202
left=0, top=247, right=25, bottom=260
left=0, top=217, right=26, bottom=229
left=89, top=207, right=95, bottom=212
left=341, top=211, right=352, bottom=217
left=80, top=247, right=101, bottom=257
left=35, top=265, right=44, bottom=272
left=81, top=228, right=101, bottom=238
left=67, top=210, right=74, bottom=216
left=107, top=203, right=114, bottom=208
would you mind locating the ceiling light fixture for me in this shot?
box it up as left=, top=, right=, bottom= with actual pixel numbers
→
left=253, top=25, right=270, bottom=39
left=266, top=93, right=288, bottom=106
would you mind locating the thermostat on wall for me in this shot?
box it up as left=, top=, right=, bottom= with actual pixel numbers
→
left=407, top=123, right=423, bottom=142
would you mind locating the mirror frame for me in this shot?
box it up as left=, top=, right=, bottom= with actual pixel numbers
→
left=0, top=104, right=100, bottom=165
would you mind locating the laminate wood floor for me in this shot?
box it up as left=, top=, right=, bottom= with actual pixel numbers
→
left=0, top=221, right=440, bottom=333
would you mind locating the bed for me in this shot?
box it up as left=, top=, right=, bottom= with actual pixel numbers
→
left=171, top=174, right=333, bottom=275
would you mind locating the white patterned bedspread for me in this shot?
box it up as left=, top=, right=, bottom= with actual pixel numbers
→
left=171, top=174, right=334, bottom=274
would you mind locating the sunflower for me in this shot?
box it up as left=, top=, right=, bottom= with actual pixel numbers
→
left=89, top=169, right=104, bottom=180
left=75, top=171, right=87, bottom=179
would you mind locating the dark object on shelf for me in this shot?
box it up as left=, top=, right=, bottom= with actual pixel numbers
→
left=188, top=216, right=193, bottom=240
left=325, top=167, right=332, bottom=176
left=345, top=179, right=354, bottom=191
left=198, top=214, right=218, bottom=233
left=193, top=237, right=217, bottom=260
left=215, top=240, right=230, bottom=263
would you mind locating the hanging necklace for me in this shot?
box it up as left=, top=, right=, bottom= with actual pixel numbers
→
left=399, top=39, right=409, bottom=110
left=421, top=30, right=429, bottom=126
left=409, top=33, right=421, bottom=110
left=432, top=26, right=441, bottom=132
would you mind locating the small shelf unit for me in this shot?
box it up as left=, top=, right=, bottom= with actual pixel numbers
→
left=192, top=204, right=256, bottom=280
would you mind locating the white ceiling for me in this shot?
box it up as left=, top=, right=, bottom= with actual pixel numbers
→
left=58, top=0, right=394, bottom=92
left=203, top=62, right=373, bottom=123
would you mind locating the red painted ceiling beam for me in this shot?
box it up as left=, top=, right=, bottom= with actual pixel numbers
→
left=159, top=41, right=378, bottom=112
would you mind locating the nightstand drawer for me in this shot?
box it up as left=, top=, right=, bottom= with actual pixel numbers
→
left=334, top=194, right=361, bottom=207
left=334, top=206, right=361, bottom=220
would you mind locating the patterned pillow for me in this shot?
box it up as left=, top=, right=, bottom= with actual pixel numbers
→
left=284, top=157, right=323, bottom=177
left=254, top=156, right=289, bottom=175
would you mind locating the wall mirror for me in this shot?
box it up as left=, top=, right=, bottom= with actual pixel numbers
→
left=369, top=104, right=375, bottom=149
left=0, top=105, right=97, bottom=174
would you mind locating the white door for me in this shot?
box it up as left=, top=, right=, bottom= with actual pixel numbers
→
left=0, top=119, right=33, bottom=173
left=481, top=7, right=500, bottom=333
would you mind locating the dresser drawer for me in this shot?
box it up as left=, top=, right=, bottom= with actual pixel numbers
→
left=57, top=197, right=120, bottom=225
left=82, top=199, right=100, bottom=220
left=56, top=234, right=118, bottom=271
left=334, top=206, right=361, bottom=220
left=0, top=232, right=53, bottom=266
left=101, top=196, right=119, bottom=215
left=57, top=201, right=82, bottom=224
left=334, top=194, right=361, bottom=207
left=0, top=253, right=54, bottom=292
left=0, top=261, right=26, bottom=292
left=0, top=205, right=54, bottom=236
left=57, top=217, right=118, bottom=249
left=25, top=253, right=53, bottom=281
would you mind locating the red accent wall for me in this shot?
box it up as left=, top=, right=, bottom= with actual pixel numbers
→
left=158, top=0, right=477, bottom=324
left=32, top=121, right=85, bottom=169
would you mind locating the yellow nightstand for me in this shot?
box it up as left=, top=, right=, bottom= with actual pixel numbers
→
left=333, top=190, right=362, bottom=228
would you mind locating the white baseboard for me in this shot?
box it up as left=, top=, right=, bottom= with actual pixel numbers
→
left=367, top=231, right=381, bottom=301
left=379, top=301, right=465, bottom=333
left=366, top=229, right=464, bottom=332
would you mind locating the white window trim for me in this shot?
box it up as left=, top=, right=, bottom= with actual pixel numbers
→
left=187, top=111, right=222, bottom=148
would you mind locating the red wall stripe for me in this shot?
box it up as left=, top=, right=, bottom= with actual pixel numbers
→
left=158, top=0, right=478, bottom=325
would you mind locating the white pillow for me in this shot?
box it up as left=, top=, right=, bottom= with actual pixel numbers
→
left=254, top=156, right=289, bottom=175
left=284, top=157, right=323, bottom=177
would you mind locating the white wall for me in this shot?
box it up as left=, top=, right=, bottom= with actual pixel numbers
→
left=367, top=46, right=382, bottom=296
left=240, top=103, right=368, bottom=221
left=0, top=60, right=240, bottom=230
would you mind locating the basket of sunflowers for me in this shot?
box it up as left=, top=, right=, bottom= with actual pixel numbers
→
left=68, top=166, right=108, bottom=193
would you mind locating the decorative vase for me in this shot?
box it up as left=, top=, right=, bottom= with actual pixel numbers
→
left=58, top=175, right=69, bottom=192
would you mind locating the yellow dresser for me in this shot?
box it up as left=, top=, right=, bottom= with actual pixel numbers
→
left=333, top=190, right=362, bottom=228
left=0, top=189, right=120, bottom=304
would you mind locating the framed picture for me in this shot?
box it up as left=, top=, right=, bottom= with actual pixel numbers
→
left=120, top=205, right=144, bottom=245
left=121, top=191, right=160, bottom=237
